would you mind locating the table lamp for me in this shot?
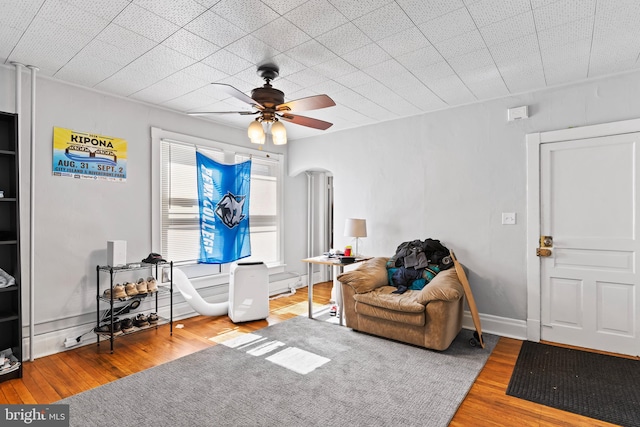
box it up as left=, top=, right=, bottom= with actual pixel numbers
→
left=344, top=218, right=367, bottom=257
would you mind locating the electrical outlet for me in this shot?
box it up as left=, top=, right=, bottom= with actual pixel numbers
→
left=64, top=337, right=79, bottom=348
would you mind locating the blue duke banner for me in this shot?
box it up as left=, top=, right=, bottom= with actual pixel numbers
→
left=196, top=152, right=251, bottom=264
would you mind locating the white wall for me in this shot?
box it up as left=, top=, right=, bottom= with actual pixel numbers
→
left=0, top=65, right=308, bottom=357
left=289, top=69, right=640, bottom=324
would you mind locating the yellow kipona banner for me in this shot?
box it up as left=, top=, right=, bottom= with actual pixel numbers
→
left=52, top=127, right=127, bottom=181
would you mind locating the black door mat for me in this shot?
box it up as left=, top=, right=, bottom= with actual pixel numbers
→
left=506, top=341, right=640, bottom=427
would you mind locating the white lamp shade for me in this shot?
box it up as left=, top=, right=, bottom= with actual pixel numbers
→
left=248, top=120, right=265, bottom=144
left=271, top=120, right=287, bottom=145
left=344, top=218, right=367, bottom=238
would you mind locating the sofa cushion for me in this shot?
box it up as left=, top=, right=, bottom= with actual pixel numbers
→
left=354, top=286, right=425, bottom=312
left=337, top=257, right=389, bottom=294
left=355, top=301, right=425, bottom=327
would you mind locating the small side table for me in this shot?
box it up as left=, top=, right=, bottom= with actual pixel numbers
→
left=301, top=256, right=371, bottom=326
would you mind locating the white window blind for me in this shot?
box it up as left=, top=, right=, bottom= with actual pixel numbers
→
left=160, top=139, right=281, bottom=270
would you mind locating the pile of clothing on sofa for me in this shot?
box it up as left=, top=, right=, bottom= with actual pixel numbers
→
left=386, top=238, right=454, bottom=294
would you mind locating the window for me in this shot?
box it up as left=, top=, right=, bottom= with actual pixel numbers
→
left=153, top=128, right=283, bottom=277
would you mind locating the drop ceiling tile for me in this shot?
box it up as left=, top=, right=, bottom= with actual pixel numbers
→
left=181, top=63, right=230, bottom=83
left=271, top=53, right=307, bottom=77
left=500, top=57, right=546, bottom=92
left=394, top=84, right=448, bottom=111
left=114, top=3, right=180, bottom=43
left=329, top=88, right=380, bottom=111
left=418, top=7, right=476, bottom=43
left=225, top=35, right=280, bottom=64
left=328, top=0, right=393, bottom=20
left=0, top=0, right=46, bottom=31
left=192, top=0, right=221, bottom=8
left=162, top=29, right=220, bottom=60
left=343, top=43, right=391, bottom=69
left=132, top=79, right=196, bottom=104
left=284, top=0, right=348, bottom=38
left=448, top=48, right=495, bottom=74
left=412, top=61, right=455, bottom=84
left=96, top=24, right=158, bottom=65
left=312, top=56, right=358, bottom=79
left=530, top=0, right=558, bottom=8
left=428, top=75, right=476, bottom=105
left=353, top=2, right=414, bottom=41
left=466, top=0, right=531, bottom=28
left=533, top=0, right=596, bottom=32
left=333, top=70, right=377, bottom=88
left=479, top=12, right=536, bottom=46
left=253, top=17, right=311, bottom=52
left=0, top=26, right=22, bottom=62
left=55, top=53, right=122, bottom=87
left=62, top=0, right=129, bottom=21
left=457, top=65, right=509, bottom=98
left=260, top=0, right=309, bottom=15
left=211, top=0, right=280, bottom=32
left=285, top=87, right=320, bottom=100
left=39, top=0, right=110, bottom=38
left=489, top=33, right=540, bottom=64
left=378, top=26, right=431, bottom=57
left=363, top=59, right=407, bottom=82
left=285, top=67, right=329, bottom=87
left=202, top=49, right=253, bottom=75
left=8, top=16, right=93, bottom=75
left=537, top=15, right=593, bottom=51
left=434, top=30, right=486, bottom=58
left=396, top=0, right=465, bottom=25
left=164, top=69, right=216, bottom=91
left=272, top=78, right=304, bottom=95
left=185, top=10, right=246, bottom=47
left=132, top=0, right=207, bottom=26
left=163, top=90, right=227, bottom=111
left=234, top=67, right=266, bottom=87
left=134, top=45, right=197, bottom=76
left=286, top=39, right=338, bottom=67
left=316, top=23, right=372, bottom=56
left=396, top=45, right=445, bottom=71
left=308, top=79, right=349, bottom=96
left=382, top=71, right=424, bottom=92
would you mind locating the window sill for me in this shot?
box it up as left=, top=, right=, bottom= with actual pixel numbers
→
left=162, top=262, right=285, bottom=287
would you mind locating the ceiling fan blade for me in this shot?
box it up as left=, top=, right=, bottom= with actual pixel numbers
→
left=279, top=113, right=333, bottom=130
left=187, top=111, right=258, bottom=116
left=211, top=83, right=263, bottom=108
left=276, top=94, right=335, bottom=112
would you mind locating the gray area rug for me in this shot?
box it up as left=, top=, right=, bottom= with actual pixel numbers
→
left=59, top=317, right=497, bottom=427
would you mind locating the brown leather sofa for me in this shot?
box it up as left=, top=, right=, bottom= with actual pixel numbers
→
left=337, top=257, right=464, bottom=351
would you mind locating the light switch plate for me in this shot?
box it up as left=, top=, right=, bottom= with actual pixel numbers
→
left=502, top=212, right=516, bottom=225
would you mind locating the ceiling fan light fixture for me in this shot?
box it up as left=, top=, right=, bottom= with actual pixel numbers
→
left=248, top=119, right=265, bottom=144
left=271, top=120, right=287, bottom=145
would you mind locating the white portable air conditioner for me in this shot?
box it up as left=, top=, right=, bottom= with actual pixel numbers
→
left=229, top=262, right=269, bottom=323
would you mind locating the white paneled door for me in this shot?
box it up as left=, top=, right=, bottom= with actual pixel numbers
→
left=539, top=133, right=640, bottom=356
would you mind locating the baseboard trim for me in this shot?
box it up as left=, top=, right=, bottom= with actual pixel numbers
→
left=462, top=311, right=527, bottom=341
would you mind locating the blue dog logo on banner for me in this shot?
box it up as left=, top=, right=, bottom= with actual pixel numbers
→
left=215, top=192, right=246, bottom=229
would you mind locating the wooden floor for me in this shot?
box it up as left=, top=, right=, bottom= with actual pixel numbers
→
left=0, top=282, right=621, bottom=426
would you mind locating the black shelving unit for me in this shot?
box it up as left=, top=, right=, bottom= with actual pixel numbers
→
left=0, top=111, right=22, bottom=382
left=95, top=262, right=173, bottom=353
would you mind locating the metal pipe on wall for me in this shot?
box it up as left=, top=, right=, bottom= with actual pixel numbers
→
left=11, top=62, right=25, bottom=359
left=27, top=65, right=38, bottom=362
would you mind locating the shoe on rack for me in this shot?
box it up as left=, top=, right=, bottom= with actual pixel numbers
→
left=94, top=318, right=123, bottom=335
left=120, top=317, right=134, bottom=333
left=136, top=278, right=148, bottom=295
left=124, top=281, right=139, bottom=297
left=133, top=313, right=149, bottom=328
left=146, top=276, right=158, bottom=293
left=148, top=312, right=159, bottom=324
left=103, top=284, right=128, bottom=301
